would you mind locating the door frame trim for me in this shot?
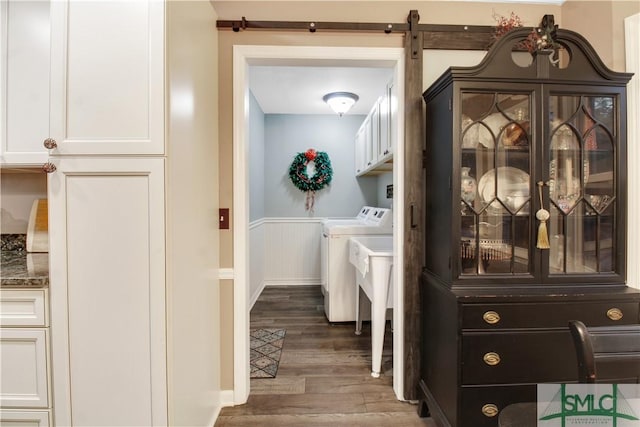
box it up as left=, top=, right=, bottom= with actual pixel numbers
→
left=232, top=45, right=405, bottom=403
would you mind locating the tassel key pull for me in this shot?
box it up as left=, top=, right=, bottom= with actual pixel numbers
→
left=536, top=208, right=550, bottom=249
left=536, top=181, right=550, bottom=249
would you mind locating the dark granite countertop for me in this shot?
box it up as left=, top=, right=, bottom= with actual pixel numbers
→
left=1, top=235, right=49, bottom=288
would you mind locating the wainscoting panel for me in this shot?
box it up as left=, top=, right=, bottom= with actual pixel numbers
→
left=250, top=218, right=322, bottom=290
left=249, top=221, right=265, bottom=308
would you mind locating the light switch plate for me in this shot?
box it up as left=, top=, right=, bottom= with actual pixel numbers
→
left=219, top=208, right=230, bottom=229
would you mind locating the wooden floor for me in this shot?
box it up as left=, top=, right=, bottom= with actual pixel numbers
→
left=215, top=286, right=435, bottom=427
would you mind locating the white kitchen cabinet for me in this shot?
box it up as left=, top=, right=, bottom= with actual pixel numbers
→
left=0, top=289, right=51, bottom=413
left=0, top=0, right=50, bottom=165
left=1, top=0, right=164, bottom=164
left=33, top=1, right=220, bottom=425
left=0, top=329, right=49, bottom=409
left=48, top=0, right=164, bottom=156
left=48, top=157, right=167, bottom=427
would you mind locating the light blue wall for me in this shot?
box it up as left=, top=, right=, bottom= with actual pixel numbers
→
left=249, top=91, right=265, bottom=222
left=376, top=172, right=393, bottom=209
left=264, top=114, right=378, bottom=218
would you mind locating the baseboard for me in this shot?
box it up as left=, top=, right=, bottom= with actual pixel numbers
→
left=263, top=280, right=322, bottom=287
left=249, top=281, right=266, bottom=310
left=219, top=389, right=235, bottom=407
left=209, top=405, right=222, bottom=427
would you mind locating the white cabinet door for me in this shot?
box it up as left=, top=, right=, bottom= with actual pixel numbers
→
left=0, top=0, right=50, bottom=165
left=355, top=127, right=366, bottom=175
left=367, top=101, right=379, bottom=169
left=48, top=1, right=164, bottom=155
left=0, top=410, right=49, bottom=427
left=0, top=289, right=47, bottom=327
left=0, top=329, right=49, bottom=408
left=379, top=83, right=393, bottom=159
left=48, top=157, right=167, bottom=426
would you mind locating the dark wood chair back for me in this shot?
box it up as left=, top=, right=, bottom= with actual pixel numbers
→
left=568, top=320, right=640, bottom=384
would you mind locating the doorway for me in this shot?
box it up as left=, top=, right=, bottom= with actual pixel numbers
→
left=232, top=45, right=405, bottom=404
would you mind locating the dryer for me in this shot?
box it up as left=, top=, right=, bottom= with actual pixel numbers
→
left=320, top=207, right=392, bottom=322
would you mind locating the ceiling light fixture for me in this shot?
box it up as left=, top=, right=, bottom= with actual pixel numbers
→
left=323, top=92, right=359, bottom=116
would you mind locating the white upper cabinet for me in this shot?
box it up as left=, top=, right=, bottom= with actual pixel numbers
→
left=355, top=79, right=395, bottom=176
left=0, top=0, right=50, bottom=165
left=378, top=81, right=393, bottom=159
left=48, top=0, right=165, bottom=155
left=355, top=125, right=366, bottom=175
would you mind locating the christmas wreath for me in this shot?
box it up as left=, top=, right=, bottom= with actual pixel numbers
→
left=289, top=148, right=333, bottom=211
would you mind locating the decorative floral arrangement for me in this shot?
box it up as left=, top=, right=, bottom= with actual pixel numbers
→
left=492, top=12, right=524, bottom=45
left=288, top=148, right=333, bottom=212
left=491, top=12, right=559, bottom=54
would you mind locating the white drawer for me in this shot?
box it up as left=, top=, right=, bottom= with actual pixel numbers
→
left=0, top=329, right=49, bottom=408
left=0, top=409, right=50, bottom=426
left=0, top=289, right=47, bottom=327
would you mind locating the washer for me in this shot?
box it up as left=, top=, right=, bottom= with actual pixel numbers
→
left=320, top=207, right=392, bottom=322
left=322, top=205, right=374, bottom=227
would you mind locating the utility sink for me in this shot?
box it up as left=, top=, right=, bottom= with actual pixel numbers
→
left=348, top=235, right=393, bottom=378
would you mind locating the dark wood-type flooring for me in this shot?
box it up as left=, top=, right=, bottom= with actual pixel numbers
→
left=215, top=285, right=435, bottom=427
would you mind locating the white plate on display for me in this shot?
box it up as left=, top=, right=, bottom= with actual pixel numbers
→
left=478, top=167, right=530, bottom=214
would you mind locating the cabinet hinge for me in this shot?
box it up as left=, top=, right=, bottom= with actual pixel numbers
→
left=422, top=150, right=427, bottom=169
left=448, top=98, right=452, bottom=111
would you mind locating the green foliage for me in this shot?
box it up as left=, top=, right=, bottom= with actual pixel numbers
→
left=288, top=151, right=333, bottom=192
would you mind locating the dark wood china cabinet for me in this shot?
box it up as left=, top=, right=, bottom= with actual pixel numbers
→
left=419, top=20, right=640, bottom=427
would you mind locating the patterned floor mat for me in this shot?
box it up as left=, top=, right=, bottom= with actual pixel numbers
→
left=249, top=328, right=286, bottom=378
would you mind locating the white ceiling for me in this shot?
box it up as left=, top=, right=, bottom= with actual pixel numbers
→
left=249, top=65, right=395, bottom=116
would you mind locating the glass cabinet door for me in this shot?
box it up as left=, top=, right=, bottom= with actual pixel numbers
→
left=547, top=95, right=617, bottom=274
left=459, top=91, right=532, bottom=275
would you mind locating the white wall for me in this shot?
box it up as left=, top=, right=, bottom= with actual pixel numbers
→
left=249, top=91, right=265, bottom=222
left=165, top=1, right=220, bottom=423
left=0, top=172, right=47, bottom=233
left=264, top=114, right=377, bottom=218
left=625, top=13, right=639, bottom=289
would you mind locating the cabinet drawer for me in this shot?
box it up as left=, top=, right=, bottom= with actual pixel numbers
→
left=0, top=329, right=49, bottom=408
left=459, top=385, right=536, bottom=427
left=0, top=289, right=47, bottom=327
left=0, top=409, right=50, bottom=426
left=461, top=330, right=577, bottom=384
left=462, top=301, right=639, bottom=329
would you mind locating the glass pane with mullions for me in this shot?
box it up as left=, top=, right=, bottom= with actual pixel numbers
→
left=549, top=204, right=566, bottom=274
left=549, top=124, right=582, bottom=214
left=599, top=204, right=615, bottom=272
left=513, top=213, right=530, bottom=273
left=460, top=91, right=532, bottom=277
left=548, top=94, right=617, bottom=275
left=460, top=212, right=478, bottom=275
left=477, top=211, right=513, bottom=274
left=565, top=207, right=586, bottom=273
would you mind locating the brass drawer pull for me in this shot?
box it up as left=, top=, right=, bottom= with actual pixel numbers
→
left=483, top=311, right=501, bottom=325
left=483, top=352, right=501, bottom=366
left=607, top=308, right=623, bottom=321
left=482, top=404, right=499, bottom=417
